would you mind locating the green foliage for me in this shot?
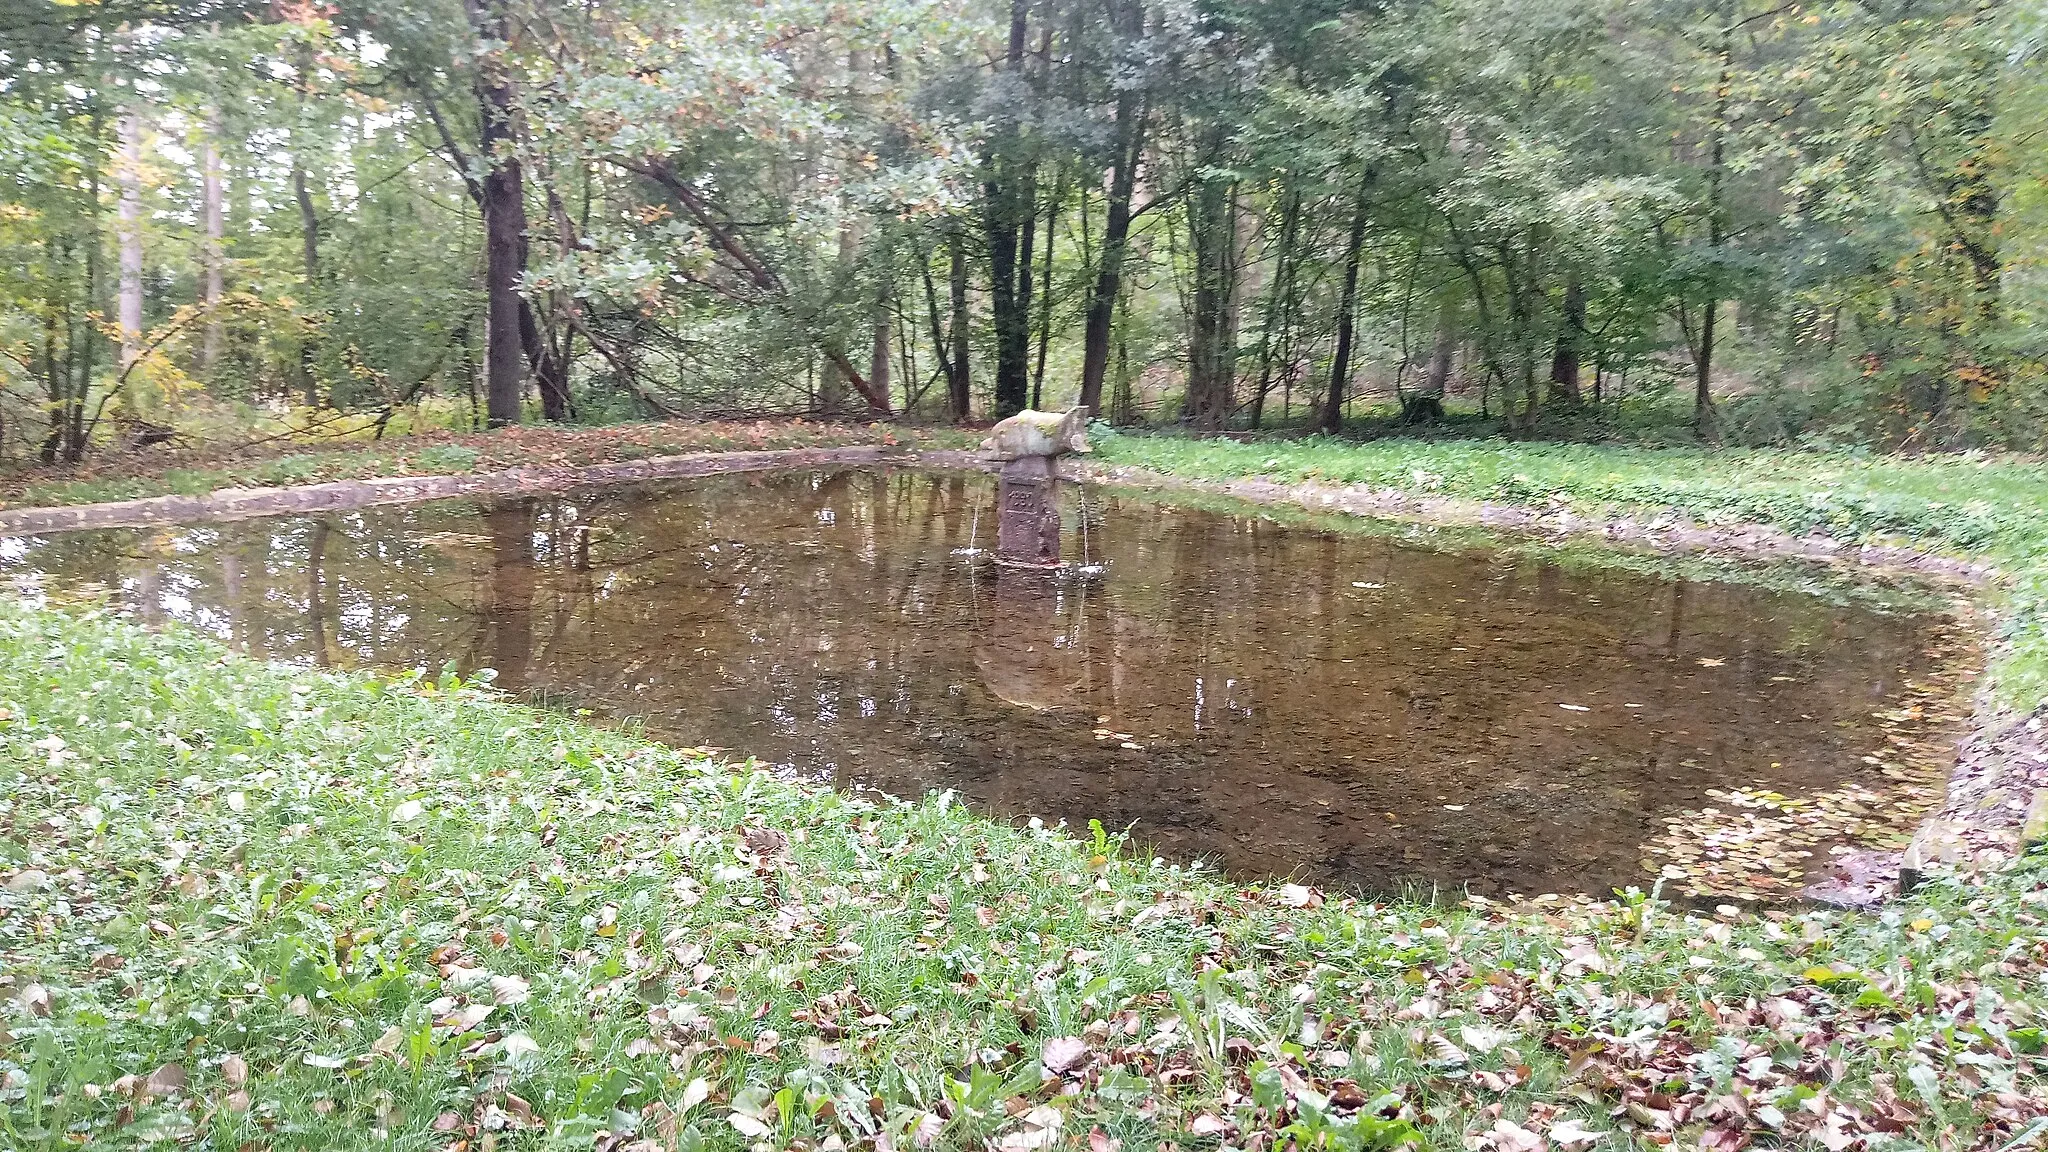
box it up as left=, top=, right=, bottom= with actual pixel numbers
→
left=6, top=0, right=2044, bottom=454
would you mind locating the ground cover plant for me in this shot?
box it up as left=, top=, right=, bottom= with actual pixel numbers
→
left=3, top=603, right=2045, bottom=1151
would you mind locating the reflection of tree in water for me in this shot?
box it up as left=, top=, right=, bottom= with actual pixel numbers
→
left=481, top=500, right=535, bottom=690
left=1, top=470, right=1955, bottom=899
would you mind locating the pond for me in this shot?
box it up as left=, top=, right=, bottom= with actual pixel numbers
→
left=1, top=467, right=1967, bottom=902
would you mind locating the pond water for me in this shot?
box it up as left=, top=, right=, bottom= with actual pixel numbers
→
left=1, top=468, right=1962, bottom=900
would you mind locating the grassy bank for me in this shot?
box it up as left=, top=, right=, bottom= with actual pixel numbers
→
left=3, top=605, right=2045, bottom=1151
left=0, top=420, right=975, bottom=513
left=1093, top=432, right=2048, bottom=706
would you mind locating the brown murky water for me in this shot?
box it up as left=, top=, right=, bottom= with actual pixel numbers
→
left=1, top=468, right=1961, bottom=899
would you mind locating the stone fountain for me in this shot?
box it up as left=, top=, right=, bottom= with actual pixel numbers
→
left=980, top=407, right=1091, bottom=567
left=973, top=408, right=1095, bottom=711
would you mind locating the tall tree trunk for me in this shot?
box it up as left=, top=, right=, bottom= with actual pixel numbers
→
left=1694, top=297, right=1717, bottom=437
left=116, top=109, right=144, bottom=371
left=47, top=146, right=102, bottom=464
left=819, top=218, right=855, bottom=417
left=1032, top=171, right=1060, bottom=410
left=948, top=230, right=972, bottom=420
left=869, top=277, right=892, bottom=406
left=922, top=247, right=956, bottom=419
left=41, top=284, right=62, bottom=464
left=1011, top=167, right=1036, bottom=411
left=200, top=107, right=225, bottom=373
left=1183, top=160, right=1239, bottom=429
left=292, top=47, right=324, bottom=409
left=1320, top=169, right=1372, bottom=434
left=468, top=0, right=528, bottom=428
left=1251, top=185, right=1303, bottom=430
left=980, top=0, right=1033, bottom=418
left=985, top=191, right=1030, bottom=416
left=1077, top=3, right=1146, bottom=416
left=1425, top=320, right=1453, bottom=398
left=1694, top=22, right=1731, bottom=442
left=291, top=156, right=319, bottom=406
left=1548, top=276, right=1583, bottom=404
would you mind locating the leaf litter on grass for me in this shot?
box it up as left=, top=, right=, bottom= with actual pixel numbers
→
left=0, top=603, right=2044, bottom=1151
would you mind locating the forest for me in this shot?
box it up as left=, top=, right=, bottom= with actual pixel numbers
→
left=11, top=3, right=2048, bottom=1150
left=3, top=0, right=2045, bottom=462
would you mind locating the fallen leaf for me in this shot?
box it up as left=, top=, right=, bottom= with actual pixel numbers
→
left=1547, top=1118, right=1606, bottom=1150
left=995, top=1105, right=1064, bottom=1151
left=489, top=974, right=531, bottom=1005
left=1486, top=1118, right=1543, bottom=1152
left=1278, top=883, right=1323, bottom=908
left=1041, top=1036, right=1089, bottom=1074
left=143, top=1064, right=186, bottom=1098
left=499, top=1032, right=542, bottom=1071
left=679, top=1077, right=712, bottom=1115
left=371, top=1025, right=405, bottom=1059
left=444, top=1003, right=496, bottom=1033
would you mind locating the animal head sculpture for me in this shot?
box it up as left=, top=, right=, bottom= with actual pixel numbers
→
left=980, top=407, right=1093, bottom=461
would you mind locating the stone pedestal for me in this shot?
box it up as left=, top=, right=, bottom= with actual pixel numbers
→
left=996, top=455, right=1061, bottom=567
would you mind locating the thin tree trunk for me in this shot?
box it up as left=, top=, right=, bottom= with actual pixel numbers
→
left=1032, top=172, right=1060, bottom=410
left=1077, top=4, right=1145, bottom=416
left=948, top=230, right=972, bottom=420
left=869, top=277, right=892, bottom=406
left=922, top=249, right=957, bottom=418
left=292, top=46, right=323, bottom=408
left=1694, top=22, right=1731, bottom=442
left=521, top=301, right=570, bottom=421
left=292, top=158, right=319, bottom=406
left=117, top=109, right=144, bottom=371
left=1695, top=297, right=1717, bottom=436
left=1013, top=166, right=1036, bottom=408
left=1251, top=186, right=1302, bottom=430
left=1320, top=169, right=1372, bottom=434
left=200, top=107, right=225, bottom=373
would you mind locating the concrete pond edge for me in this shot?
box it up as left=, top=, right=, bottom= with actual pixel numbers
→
left=0, top=445, right=910, bottom=536
left=1, top=442, right=2039, bottom=906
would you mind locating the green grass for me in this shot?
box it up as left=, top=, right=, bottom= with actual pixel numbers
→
left=1094, top=431, right=2048, bottom=706
left=3, top=604, right=2045, bottom=1150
